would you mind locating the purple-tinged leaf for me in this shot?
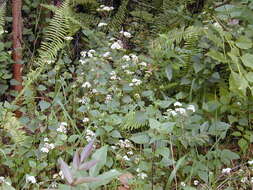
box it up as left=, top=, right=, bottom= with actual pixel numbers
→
left=73, top=177, right=99, bottom=185
left=78, top=159, right=99, bottom=170
left=73, top=150, right=80, bottom=170
left=58, top=158, right=74, bottom=185
left=80, top=139, right=95, bottom=162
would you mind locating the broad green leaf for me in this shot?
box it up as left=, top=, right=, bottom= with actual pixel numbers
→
left=238, top=138, right=248, bottom=152
left=206, top=50, right=227, bottom=63
left=38, top=100, right=51, bottom=111
left=89, top=169, right=121, bottom=189
left=89, top=146, right=108, bottom=177
left=245, top=72, right=253, bottom=82
left=149, top=118, right=160, bottom=130
left=241, top=53, right=253, bottom=69
left=236, top=36, right=252, bottom=49
left=130, top=132, right=150, bottom=144
left=229, top=71, right=248, bottom=97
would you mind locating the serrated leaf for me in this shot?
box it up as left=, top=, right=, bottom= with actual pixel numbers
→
left=236, top=36, right=252, bottom=49
left=241, top=53, right=253, bottom=69
left=38, top=100, right=51, bottom=111
left=130, top=132, right=150, bottom=144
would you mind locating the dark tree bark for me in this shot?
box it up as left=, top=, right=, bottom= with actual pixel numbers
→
left=12, top=0, right=23, bottom=92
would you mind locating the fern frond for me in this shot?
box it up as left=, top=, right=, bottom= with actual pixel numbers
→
left=121, top=111, right=148, bottom=130
left=108, top=0, right=129, bottom=31
left=0, top=0, right=6, bottom=35
left=0, top=109, right=27, bottom=144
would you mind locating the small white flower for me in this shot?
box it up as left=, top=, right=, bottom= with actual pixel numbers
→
left=44, top=137, right=49, bottom=142
left=92, top=89, right=98, bottom=94
left=56, top=125, right=67, bottom=133
left=0, top=176, right=5, bottom=183
left=120, top=31, right=132, bottom=38
left=123, top=155, right=130, bottom=161
left=129, top=83, right=134, bottom=86
left=80, top=51, right=87, bottom=57
left=59, top=171, right=64, bottom=179
left=64, top=36, right=73, bottom=41
left=174, top=102, right=182, bottom=107
left=251, top=177, right=253, bottom=183
left=26, top=175, right=36, bottom=184
left=125, top=70, right=134, bottom=75
left=187, top=104, right=196, bottom=112
left=82, top=82, right=91, bottom=88
left=122, top=64, right=129, bottom=69
left=78, top=97, right=88, bottom=104
left=97, top=5, right=114, bottom=12
left=60, top=122, right=67, bottom=126
left=248, top=160, right=253, bottom=165
left=222, top=168, right=232, bottom=174
left=53, top=174, right=58, bottom=179
left=130, top=54, right=138, bottom=63
left=79, top=59, right=86, bottom=65
left=241, top=177, right=247, bottom=183
left=213, top=22, right=222, bottom=28
left=132, top=78, right=142, bottom=86
left=180, top=182, right=186, bottom=187
left=139, top=62, right=147, bottom=67
left=137, top=173, right=147, bottom=179
left=83, top=117, right=90, bottom=123
left=111, top=40, right=123, bottom=50
left=98, top=22, right=108, bottom=27
left=175, top=108, right=186, bottom=115
left=110, top=75, right=117, bottom=80
left=111, top=146, right=117, bottom=150
left=194, top=180, right=199, bottom=186
left=136, top=168, right=141, bottom=173
left=127, top=151, right=133, bottom=155
left=48, top=143, right=55, bottom=150
left=122, top=55, right=131, bottom=61
left=103, top=52, right=111, bottom=57
left=41, top=147, right=49, bottom=153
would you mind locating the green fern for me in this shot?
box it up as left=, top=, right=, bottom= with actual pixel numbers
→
left=0, top=0, right=6, bottom=35
left=108, top=0, right=129, bottom=31
left=0, top=109, right=27, bottom=144
left=121, top=111, right=148, bottom=130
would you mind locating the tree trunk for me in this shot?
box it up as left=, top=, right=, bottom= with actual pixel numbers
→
left=12, top=0, right=23, bottom=92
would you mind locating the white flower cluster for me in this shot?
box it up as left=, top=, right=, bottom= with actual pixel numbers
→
left=136, top=168, right=147, bottom=179
left=129, top=78, right=142, bottom=86
left=82, top=117, right=89, bottom=123
left=167, top=102, right=196, bottom=117
left=120, top=30, right=132, bottom=38
left=98, top=22, right=108, bottom=27
left=105, top=94, right=112, bottom=103
left=78, top=97, right=88, bottom=104
left=193, top=180, right=199, bottom=186
left=82, top=81, right=91, bottom=88
left=222, top=167, right=232, bottom=174
left=110, top=71, right=121, bottom=80
left=80, top=49, right=96, bottom=58
left=0, top=176, right=11, bottom=186
left=56, top=122, right=67, bottom=133
left=122, top=155, right=130, bottom=161
left=86, top=129, right=95, bottom=142
left=117, top=139, right=132, bottom=148
left=41, top=138, right=55, bottom=153
left=248, top=160, right=253, bottom=165
left=97, top=5, right=114, bottom=12
left=26, top=175, right=36, bottom=184
left=111, top=40, right=123, bottom=50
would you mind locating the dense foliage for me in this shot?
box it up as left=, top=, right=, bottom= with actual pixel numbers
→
left=1, top=0, right=253, bottom=189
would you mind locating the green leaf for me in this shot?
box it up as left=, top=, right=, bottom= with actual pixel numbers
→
left=245, top=72, right=253, bottom=82
left=149, top=118, right=161, bottom=130
left=110, top=130, right=122, bottom=138
left=241, top=54, right=253, bottom=69
left=229, top=71, right=248, bottom=97
left=130, top=132, right=150, bottom=144
left=38, top=100, right=51, bottom=111
left=236, top=36, right=252, bottom=49
left=238, top=138, right=248, bottom=152
left=89, top=146, right=108, bottom=177
left=89, top=169, right=121, bottom=189
left=206, top=50, right=227, bottom=63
